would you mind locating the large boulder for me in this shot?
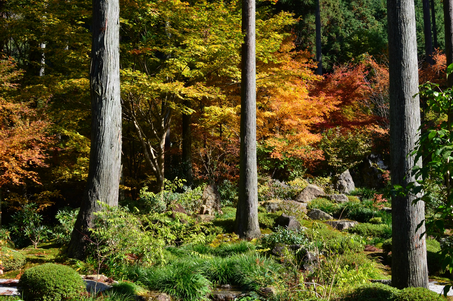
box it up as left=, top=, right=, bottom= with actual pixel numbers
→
left=199, top=184, right=222, bottom=215
left=307, top=209, right=333, bottom=220
left=275, top=214, right=301, bottom=230
left=353, top=154, right=389, bottom=189
left=295, top=184, right=325, bottom=203
left=334, top=170, right=355, bottom=194
left=325, top=220, right=359, bottom=231
left=323, top=194, right=349, bottom=203
left=261, top=199, right=307, bottom=214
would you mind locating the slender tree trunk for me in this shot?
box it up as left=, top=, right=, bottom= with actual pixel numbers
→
left=182, top=111, right=193, bottom=186
left=235, top=0, right=261, bottom=239
left=445, top=0, right=453, bottom=86
left=315, top=0, right=322, bottom=75
left=423, top=0, right=434, bottom=64
left=432, top=0, right=438, bottom=49
left=68, top=0, right=121, bottom=259
left=388, top=0, right=429, bottom=289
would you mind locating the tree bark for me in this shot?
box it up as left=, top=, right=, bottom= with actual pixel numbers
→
left=182, top=111, right=193, bottom=186
left=315, top=0, right=322, bottom=75
left=388, top=0, right=429, bottom=289
left=431, top=0, right=438, bottom=49
left=423, top=0, right=434, bottom=65
left=445, top=0, right=453, bottom=86
left=67, top=0, right=121, bottom=259
left=235, top=0, right=261, bottom=239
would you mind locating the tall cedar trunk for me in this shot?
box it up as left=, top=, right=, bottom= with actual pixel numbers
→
left=445, top=0, right=453, bottom=86
left=388, top=0, right=429, bottom=289
left=431, top=0, right=438, bottom=49
left=423, top=0, right=434, bottom=64
left=67, top=0, right=121, bottom=259
left=235, top=0, right=261, bottom=239
left=315, top=0, right=322, bottom=75
left=182, top=112, right=193, bottom=186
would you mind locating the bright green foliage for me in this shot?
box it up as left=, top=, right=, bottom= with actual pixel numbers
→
left=394, top=287, right=445, bottom=301
left=0, top=247, right=26, bottom=271
left=18, top=263, right=85, bottom=301
left=52, top=207, right=79, bottom=245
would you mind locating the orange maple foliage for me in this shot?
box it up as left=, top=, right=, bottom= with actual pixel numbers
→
left=0, top=57, right=51, bottom=187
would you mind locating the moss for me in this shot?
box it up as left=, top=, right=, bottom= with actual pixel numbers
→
left=394, top=287, right=445, bottom=301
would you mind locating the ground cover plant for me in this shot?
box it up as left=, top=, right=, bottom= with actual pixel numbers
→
left=0, top=176, right=451, bottom=301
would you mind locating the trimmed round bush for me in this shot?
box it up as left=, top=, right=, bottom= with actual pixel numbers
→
left=394, top=287, right=445, bottom=301
left=0, top=247, right=26, bottom=271
left=18, top=263, right=85, bottom=301
left=342, top=283, right=399, bottom=301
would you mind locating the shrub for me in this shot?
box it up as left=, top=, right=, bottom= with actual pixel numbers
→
left=218, top=179, right=239, bottom=207
left=394, top=287, right=445, bottom=301
left=346, top=223, right=392, bottom=239
left=0, top=247, right=26, bottom=271
left=258, top=178, right=305, bottom=202
left=9, top=203, right=49, bottom=248
left=18, top=263, right=85, bottom=301
left=53, top=207, right=79, bottom=245
left=261, top=226, right=308, bottom=250
left=341, top=282, right=399, bottom=301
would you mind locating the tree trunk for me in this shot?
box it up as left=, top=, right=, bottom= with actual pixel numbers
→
left=431, top=0, right=438, bottom=49
left=315, top=0, right=322, bottom=75
left=235, top=0, right=261, bottom=239
left=182, top=111, right=193, bottom=186
left=388, top=0, right=429, bottom=289
left=67, top=0, right=121, bottom=259
left=445, top=0, right=453, bottom=86
left=423, top=0, right=434, bottom=65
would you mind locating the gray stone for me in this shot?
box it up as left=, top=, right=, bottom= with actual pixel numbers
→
left=275, top=213, right=301, bottom=230
left=295, top=184, right=325, bottom=203
left=85, top=280, right=112, bottom=294
left=324, top=194, right=349, bottom=203
left=354, top=154, right=389, bottom=189
left=325, top=220, right=359, bottom=231
left=199, top=184, right=222, bottom=215
left=258, top=286, right=277, bottom=298
left=334, top=170, right=355, bottom=194
left=307, top=209, right=333, bottom=220
left=261, top=199, right=307, bottom=214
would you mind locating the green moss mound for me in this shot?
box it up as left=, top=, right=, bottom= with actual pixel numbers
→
left=18, top=263, right=86, bottom=301
left=342, top=282, right=399, bottom=301
left=0, top=247, right=26, bottom=271
left=394, top=287, right=445, bottom=301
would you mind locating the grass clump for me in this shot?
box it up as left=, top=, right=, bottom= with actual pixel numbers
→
left=18, top=263, right=86, bottom=301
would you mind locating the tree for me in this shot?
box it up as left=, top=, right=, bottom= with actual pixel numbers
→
left=387, top=0, right=429, bottom=289
left=235, top=0, right=261, bottom=239
left=422, top=0, right=434, bottom=64
left=445, top=0, right=453, bottom=85
left=67, top=0, right=121, bottom=259
left=315, top=0, right=322, bottom=75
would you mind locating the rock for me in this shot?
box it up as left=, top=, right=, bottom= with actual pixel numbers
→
left=301, top=251, right=319, bottom=272
left=334, top=170, right=355, bottom=194
left=325, top=220, right=358, bottom=230
left=307, top=209, right=333, bottom=220
left=275, top=213, right=301, bottom=230
left=295, top=184, right=325, bottom=203
left=199, top=184, right=222, bottom=215
left=197, top=214, right=215, bottom=223
left=354, top=154, right=389, bottom=189
left=261, top=199, right=307, bottom=214
left=323, top=194, right=349, bottom=203
left=145, top=292, right=172, bottom=301
left=271, top=243, right=287, bottom=256
left=210, top=286, right=244, bottom=301
left=258, top=287, right=277, bottom=298
left=85, top=280, right=112, bottom=294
